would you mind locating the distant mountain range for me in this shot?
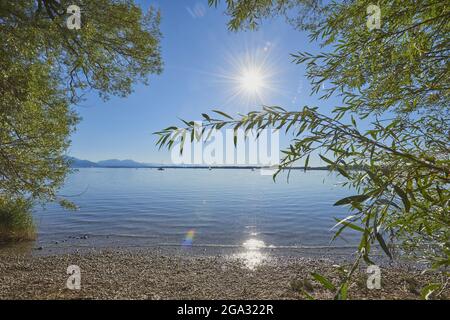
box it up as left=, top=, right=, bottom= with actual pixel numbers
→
left=67, top=157, right=161, bottom=168
left=67, top=157, right=330, bottom=170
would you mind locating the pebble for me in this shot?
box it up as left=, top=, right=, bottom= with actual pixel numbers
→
left=0, top=249, right=446, bottom=300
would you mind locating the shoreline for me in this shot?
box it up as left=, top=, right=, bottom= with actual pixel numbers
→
left=0, top=237, right=378, bottom=265
left=0, top=248, right=447, bottom=300
left=0, top=233, right=367, bottom=259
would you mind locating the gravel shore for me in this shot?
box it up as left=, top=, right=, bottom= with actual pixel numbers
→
left=0, top=248, right=447, bottom=300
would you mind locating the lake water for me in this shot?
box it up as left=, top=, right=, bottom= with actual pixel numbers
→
left=32, top=168, right=360, bottom=252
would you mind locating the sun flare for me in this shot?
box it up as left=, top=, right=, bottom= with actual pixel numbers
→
left=239, top=68, right=264, bottom=94
left=209, top=42, right=282, bottom=107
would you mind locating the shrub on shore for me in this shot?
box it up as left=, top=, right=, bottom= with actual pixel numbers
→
left=0, top=197, right=35, bottom=242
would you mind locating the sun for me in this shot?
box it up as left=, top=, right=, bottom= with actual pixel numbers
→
left=207, top=42, right=283, bottom=107
left=239, top=68, right=264, bottom=94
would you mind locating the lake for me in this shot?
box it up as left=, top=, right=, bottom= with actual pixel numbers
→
left=31, top=168, right=360, bottom=252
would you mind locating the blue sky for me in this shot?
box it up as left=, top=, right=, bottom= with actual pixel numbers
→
left=69, top=1, right=340, bottom=165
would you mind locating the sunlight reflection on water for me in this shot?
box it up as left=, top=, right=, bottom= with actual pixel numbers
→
left=231, top=238, right=270, bottom=270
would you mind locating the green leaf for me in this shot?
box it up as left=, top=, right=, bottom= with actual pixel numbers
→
left=304, top=154, right=310, bottom=172
left=212, top=110, right=233, bottom=120
left=334, top=194, right=370, bottom=206
left=375, top=233, right=392, bottom=259
left=319, top=154, right=335, bottom=165
left=59, top=199, right=78, bottom=211
left=333, top=217, right=365, bottom=233
left=301, top=290, right=315, bottom=300
left=375, top=198, right=400, bottom=209
left=311, top=272, right=336, bottom=291
left=364, top=168, right=381, bottom=184
left=421, top=283, right=441, bottom=300
left=336, top=166, right=350, bottom=178
left=336, top=282, right=348, bottom=300
left=393, top=185, right=411, bottom=212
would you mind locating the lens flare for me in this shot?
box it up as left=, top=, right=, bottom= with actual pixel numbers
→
left=182, top=229, right=196, bottom=246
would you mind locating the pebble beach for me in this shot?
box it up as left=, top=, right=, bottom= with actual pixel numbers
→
left=0, top=248, right=447, bottom=300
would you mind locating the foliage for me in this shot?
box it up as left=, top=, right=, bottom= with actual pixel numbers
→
left=207, top=0, right=327, bottom=31
left=0, top=1, right=162, bottom=208
left=156, top=0, right=450, bottom=298
left=0, top=196, right=35, bottom=241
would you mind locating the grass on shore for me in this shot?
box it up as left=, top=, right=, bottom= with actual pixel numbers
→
left=0, top=197, right=36, bottom=242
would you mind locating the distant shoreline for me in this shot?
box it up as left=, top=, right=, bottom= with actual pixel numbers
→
left=67, top=156, right=334, bottom=170
left=71, top=165, right=330, bottom=170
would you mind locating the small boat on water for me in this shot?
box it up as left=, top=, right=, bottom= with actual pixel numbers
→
left=157, top=167, right=164, bottom=171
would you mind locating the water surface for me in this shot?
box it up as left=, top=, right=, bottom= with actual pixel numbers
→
left=32, top=168, right=359, bottom=251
